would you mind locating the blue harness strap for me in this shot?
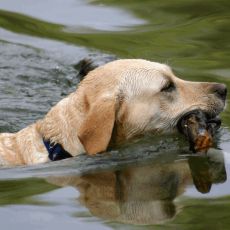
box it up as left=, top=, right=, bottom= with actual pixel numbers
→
left=43, top=139, right=72, bottom=161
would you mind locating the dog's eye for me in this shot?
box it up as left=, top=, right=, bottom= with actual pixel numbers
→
left=161, top=81, right=175, bottom=93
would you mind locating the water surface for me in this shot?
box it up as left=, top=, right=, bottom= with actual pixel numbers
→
left=0, top=0, right=230, bottom=229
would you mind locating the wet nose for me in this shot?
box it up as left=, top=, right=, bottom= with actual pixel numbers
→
left=212, top=83, right=227, bottom=101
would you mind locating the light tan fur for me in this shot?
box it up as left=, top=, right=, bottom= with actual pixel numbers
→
left=0, top=59, right=226, bottom=166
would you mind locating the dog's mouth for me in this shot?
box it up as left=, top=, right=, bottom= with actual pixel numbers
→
left=177, top=110, right=221, bottom=153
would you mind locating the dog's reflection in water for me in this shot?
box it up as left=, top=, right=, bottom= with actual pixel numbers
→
left=47, top=150, right=226, bottom=225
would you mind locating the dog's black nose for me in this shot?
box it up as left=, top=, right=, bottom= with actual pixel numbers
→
left=212, top=83, right=227, bottom=101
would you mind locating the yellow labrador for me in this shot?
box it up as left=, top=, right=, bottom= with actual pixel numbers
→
left=0, top=59, right=226, bottom=166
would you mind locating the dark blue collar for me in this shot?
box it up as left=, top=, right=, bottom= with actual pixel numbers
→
left=43, top=139, right=72, bottom=161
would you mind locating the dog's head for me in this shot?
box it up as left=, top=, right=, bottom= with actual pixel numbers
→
left=77, top=59, right=227, bottom=154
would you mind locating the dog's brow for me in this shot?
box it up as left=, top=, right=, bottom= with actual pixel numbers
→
left=162, top=74, right=173, bottom=83
left=161, top=65, right=174, bottom=77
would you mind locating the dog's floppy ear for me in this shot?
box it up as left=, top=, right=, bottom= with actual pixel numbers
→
left=78, top=96, right=116, bottom=155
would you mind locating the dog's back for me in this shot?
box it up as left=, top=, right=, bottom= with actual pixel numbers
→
left=0, top=122, right=49, bottom=166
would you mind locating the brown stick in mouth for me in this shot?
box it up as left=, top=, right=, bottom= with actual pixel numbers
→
left=177, top=110, right=221, bottom=154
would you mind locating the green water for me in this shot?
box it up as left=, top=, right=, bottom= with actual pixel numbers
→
left=0, top=0, right=230, bottom=229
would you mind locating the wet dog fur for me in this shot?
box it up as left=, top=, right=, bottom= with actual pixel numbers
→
left=0, top=59, right=226, bottom=166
